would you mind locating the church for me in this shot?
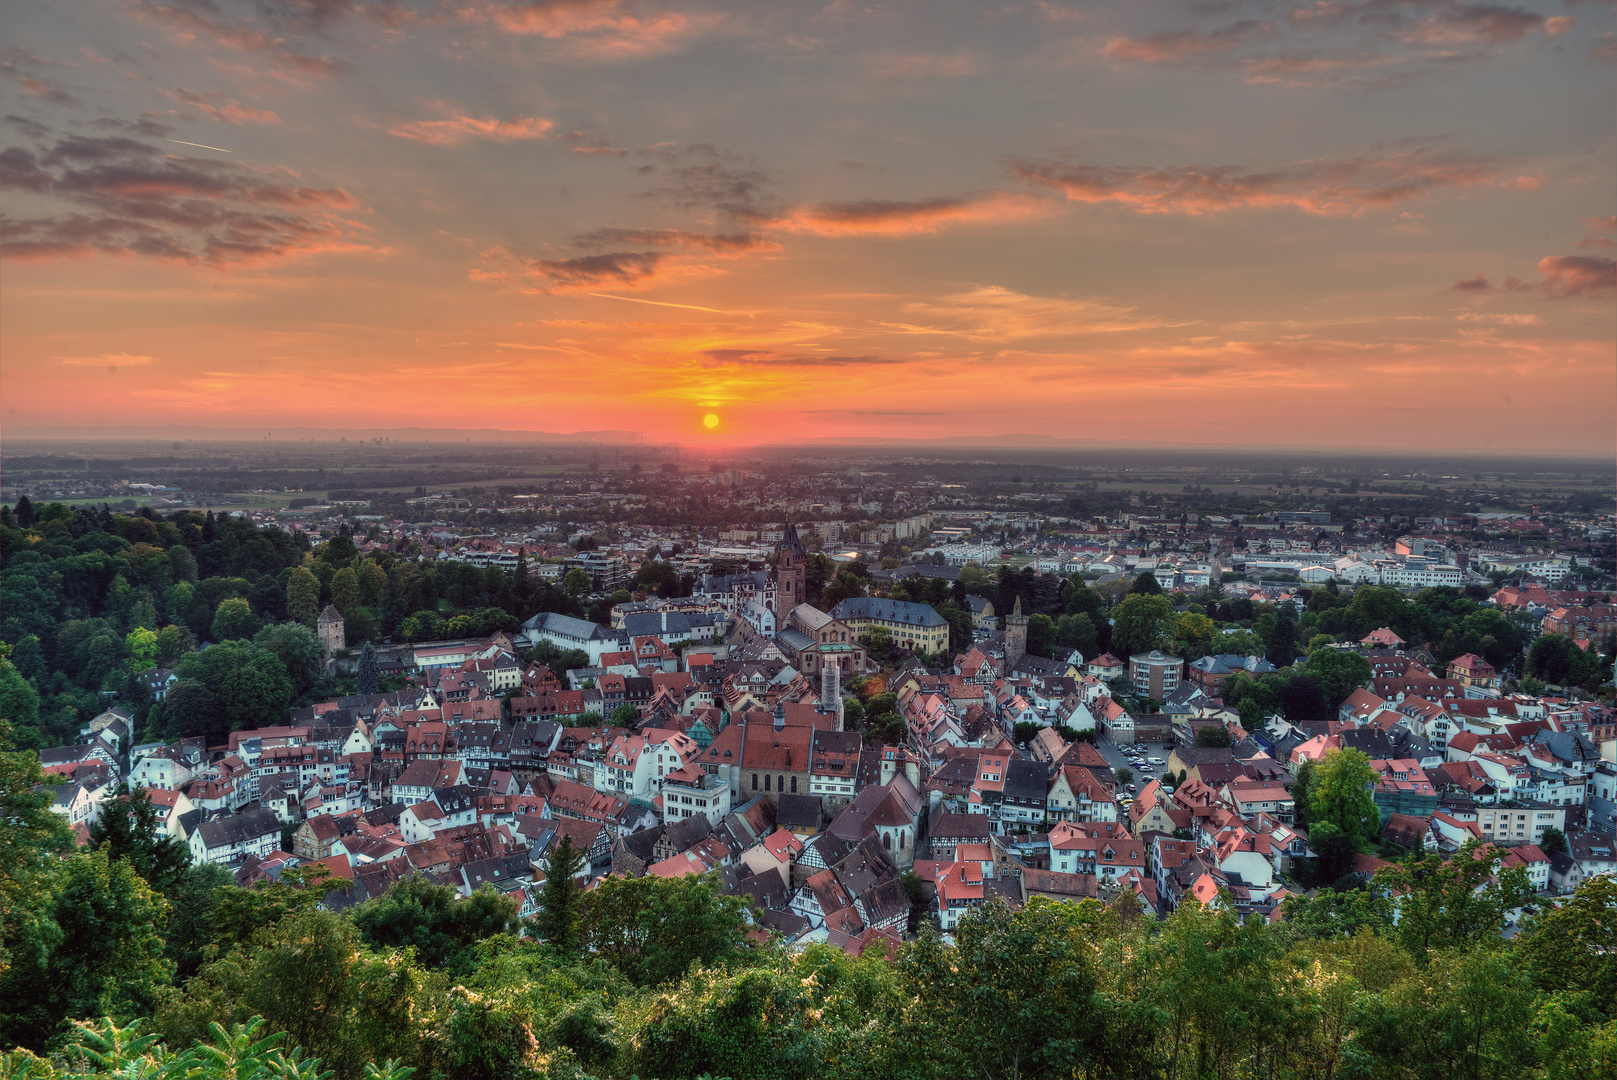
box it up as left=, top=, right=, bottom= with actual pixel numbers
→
left=700, top=524, right=868, bottom=678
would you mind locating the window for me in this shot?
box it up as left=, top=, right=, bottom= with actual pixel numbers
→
left=751, top=774, right=758, bottom=791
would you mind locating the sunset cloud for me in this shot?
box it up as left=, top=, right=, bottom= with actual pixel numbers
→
left=891, top=285, right=1183, bottom=342
left=57, top=352, right=156, bottom=367
left=1006, top=143, right=1497, bottom=216
left=1397, top=5, right=1544, bottom=45
left=126, top=0, right=346, bottom=83
left=163, top=87, right=283, bottom=126
left=1532, top=255, right=1616, bottom=299
left=1104, top=22, right=1268, bottom=63
left=390, top=112, right=553, bottom=146
left=468, top=2, right=721, bottom=59
left=774, top=192, right=1050, bottom=236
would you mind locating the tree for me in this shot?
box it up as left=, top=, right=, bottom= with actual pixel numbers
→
left=1514, top=876, right=1617, bottom=1022
left=286, top=566, right=320, bottom=625
left=1373, top=841, right=1534, bottom=962
left=355, top=641, right=380, bottom=696
left=1281, top=673, right=1330, bottom=724
left=351, top=877, right=520, bottom=975
left=1539, top=826, right=1568, bottom=857
left=900, top=898, right=1107, bottom=1080
left=1026, top=613, right=1057, bottom=658
left=609, top=703, right=639, bottom=727
left=1055, top=612, right=1099, bottom=658
left=1291, top=758, right=1316, bottom=829
left=1311, top=748, right=1380, bottom=849
left=561, top=568, right=593, bottom=598
left=532, top=833, right=587, bottom=956
left=252, top=623, right=325, bottom=697
left=125, top=627, right=159, bottom=671
left=210, top=597, right=261, bottom=642
left=1116, top=767, right=1134, bottom=786
left=1195, top=725, right=1233, bottom=748
left=87, top=784, right=191, bottom=894
left=0, top=848, right=174, bottom=1049
left=577, top=872, right=754, bottom=986
left=329, top=566, right=360, bottom=616
left=1130, top=571, right=1162, bottom=595
left=0, top=719, right=74, bottom=983
left=1302, top=647, right=1373, bottom=708
left=1110, top=593, right=1175, bottom=658
left=1527, top=633, right=1599, bottom=687
left=1265, top=606, right=1297, bottom=667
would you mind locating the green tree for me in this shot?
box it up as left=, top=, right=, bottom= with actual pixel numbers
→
left=1110, top=593, right=1175, bottom=658
left=561, top=568, right=592, bottom=598
left=1539, top=826, right=1568, bottom=857
left=0, top=847, right=174, bottom=1049
left=1310, top=748, right=1380, bottom=849
left=286, top=566, right=321, bottom=626
left=1515, top=876, right=1617, bottom=1022
left=1195, top=724, right=1233, bottom=748
left=1026, top=613, right=1057, bottom=658
left=1373, top=841, right=1534, bottom=962
left=1055, top=612, right=1099, bottom=658
left=351, top=877, right=520, bottom=975
left=1291, top=757, right=1316, bottom=829
left=329, top=566, right=361, bottom=616
left=1527, top=633, right=1600, bottom=687
left=210, top=597, right=261, bottom=642
left=1302, top=646, right=1373, bottom=708
left=1130, top=571, right=1162, bottom=595
left=87, top=784, right=192, bottom=894
left=1116, top=766, right=1134, bottom=786
left=901, top=898, right=1108, bottom=1080
left=608, top=703, right=639, bottom=727
left=531, top=833, right=587, bottom=956
left=252, top=623, right=326, bottom=697
left=0, top=720, right=74, bottom=982
left=125, top=627, right=160, bottom=671
left=355, top=641, right=380, bottom=697
left=576, top=872, right=754, bottom=986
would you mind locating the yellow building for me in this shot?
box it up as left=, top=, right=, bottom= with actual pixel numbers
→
left=829, top=597, right=950, bottom=654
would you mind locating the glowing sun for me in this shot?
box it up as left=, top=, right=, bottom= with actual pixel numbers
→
left=702, top=413, right=721, bottom=430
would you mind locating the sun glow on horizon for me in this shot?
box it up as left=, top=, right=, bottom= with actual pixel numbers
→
left=702, top=412, right=721, bottom=430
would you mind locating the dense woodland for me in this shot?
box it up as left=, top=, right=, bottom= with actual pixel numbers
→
left=0, top=744, right=1613, bottom=1080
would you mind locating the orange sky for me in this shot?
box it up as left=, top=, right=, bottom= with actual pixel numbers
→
left=1, top=1, right=1613, bottom=452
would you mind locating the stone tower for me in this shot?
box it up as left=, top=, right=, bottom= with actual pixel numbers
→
left=316, top=604, right=345, bottom=658
left=774, top=521, right=807, bottom=612
left=1004, top=594, right=1027, bottom=668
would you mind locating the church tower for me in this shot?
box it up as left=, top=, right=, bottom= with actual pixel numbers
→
left=775, top=521, right=807, bottom=612
left=1004, top=594, right=1027, bottom=668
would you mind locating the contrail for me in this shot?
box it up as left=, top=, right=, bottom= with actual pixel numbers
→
left=164, top=138, right=232, bottom=153
left=584, top=292, right=728, bottom=313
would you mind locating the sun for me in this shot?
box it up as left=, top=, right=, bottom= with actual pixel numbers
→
left=702, top=413, right=721, bottom=430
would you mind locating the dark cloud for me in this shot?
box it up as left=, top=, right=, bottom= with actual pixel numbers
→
left=0, top=133, right=363, bottom=265
left=1399, top=5, right=1544, bottom=45
left=1005, top=141, right=1496, bottom=216
left=573, top=226, right=779, bottom=253
left=92, top=118, right=177, bottom=138
left=1449, top=273, right=1491, bottom=291
left=639, top=143, right=777, bottom=221
left=529, top=250, right=667, bottom=286
left=3, top=114, right=52, bottom=139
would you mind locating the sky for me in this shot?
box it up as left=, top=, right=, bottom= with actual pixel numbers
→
left=1, top=0, right=1613, bottom=453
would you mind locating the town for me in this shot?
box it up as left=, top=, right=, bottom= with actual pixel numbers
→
left=3, top=444, right=1614, bottom=1077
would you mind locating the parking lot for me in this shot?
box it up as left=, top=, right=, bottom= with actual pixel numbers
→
left=1091, top=736, right=1173, bottom=807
